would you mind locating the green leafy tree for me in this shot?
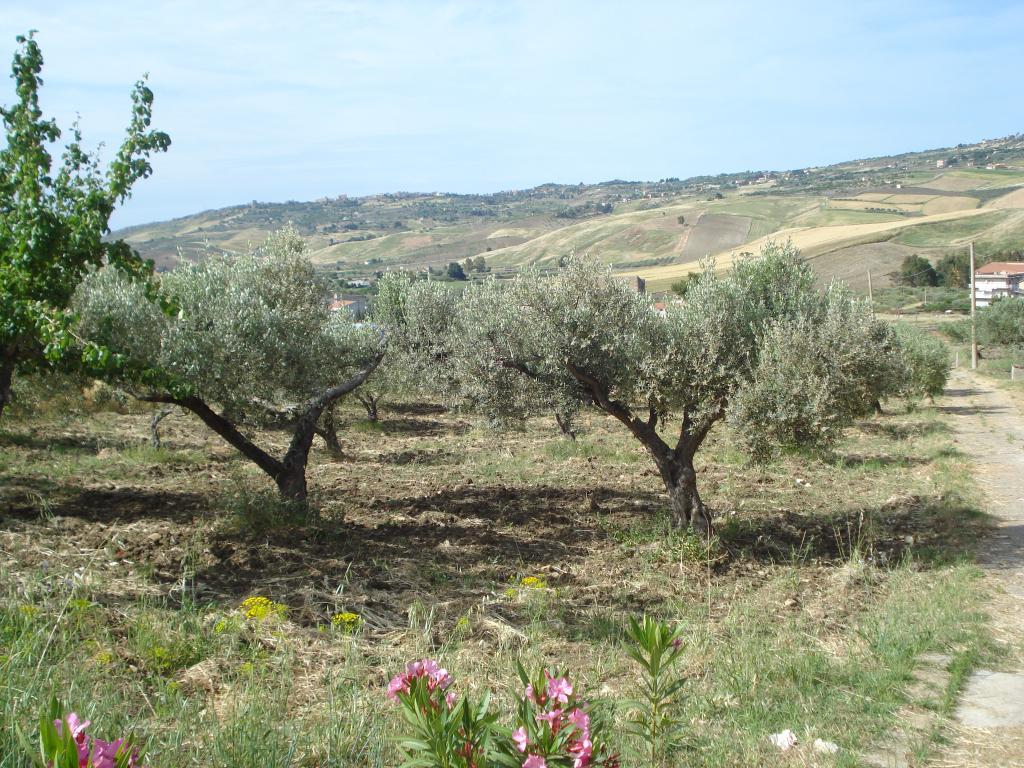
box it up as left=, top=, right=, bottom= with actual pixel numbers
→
left=669, top=274, right=693, bottom=297
left=392, top=242, right=904, bottom=532
left=0, top=32, right=170, bottom=417
left=936, top=251, right=972, bottom=288
left=74, top=229, right=384, bottom=502
left=894, top=326, right=950, bottom=402
left=978, top=298, right=1024, bottom=346
left=447, top=261, right=468, bottom=281
left=897, top=254, right=939, bottom=287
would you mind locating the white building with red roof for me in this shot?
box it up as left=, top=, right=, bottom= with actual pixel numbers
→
left=975, top=261, right=1024, bottom=307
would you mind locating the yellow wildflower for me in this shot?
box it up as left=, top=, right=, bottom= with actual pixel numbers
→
left=331, top=611, right=362, bottom=633
left=240, top=596, right=287, bottom=622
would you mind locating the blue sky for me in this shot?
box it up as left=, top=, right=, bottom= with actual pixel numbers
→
left=2, top=1, right=1022, bottom=228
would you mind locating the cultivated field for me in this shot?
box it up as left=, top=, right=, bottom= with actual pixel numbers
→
left=114, top=139, right=1024, bottom=291
left=0, top=385, right=995, bottom=767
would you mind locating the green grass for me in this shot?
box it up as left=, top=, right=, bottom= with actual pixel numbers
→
left=872, top=286, right=970, bottom=314
left=892, top=210, right=1008, bottom=247
left=0, top=394, right=1001, bottom=767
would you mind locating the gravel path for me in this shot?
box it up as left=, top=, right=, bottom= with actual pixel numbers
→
left=933, top=369, right=1024, bottom=766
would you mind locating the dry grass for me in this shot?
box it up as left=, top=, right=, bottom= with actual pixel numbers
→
left=0, top=390, right=999, bottom=766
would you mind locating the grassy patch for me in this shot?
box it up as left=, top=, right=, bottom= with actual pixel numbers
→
left=0, top=397, right=997, bottom=766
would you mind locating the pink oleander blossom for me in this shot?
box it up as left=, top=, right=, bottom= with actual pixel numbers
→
left=536, top=708, right=563, bottom=730
left=567, top=708, right=590, bottom=737
left=53, top=714, right=144, bottom=768
left=522, top=755, right=547, bottom=768
left=89, top=738, right=123, bottom=768
left=524, top=682, right=544, bottom=705
left=387, top=674, right=410, bottom=700
left=445, top=690, right=457, bottom=709
left=546, top=675, right=573, bottom=705
left=512, top=726, right=529, bottom=753
left=387, top=658, right=454, bottom=702
left=569, top=737, right=593, bottom=768
left=54, top=716, right=90, bottom=766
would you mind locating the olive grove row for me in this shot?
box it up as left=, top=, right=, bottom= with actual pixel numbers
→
left=71, top=233, right=948, bottom=531
left=1, top=34, right=948, bottom=531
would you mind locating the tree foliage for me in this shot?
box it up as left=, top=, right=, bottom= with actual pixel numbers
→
left=896, top=254, right=939, bottom=287
left=74, top=229, right=384, bottom=501
left=730, top=284, right=903, bottom=459
left=387, top=242, right=907, bottom=530
left=894, top=326, right=950, bottom=401
left=0, top=32, right=170, bottom=416
left=669, top=274, right=693, bottom=297
left=978, top=297, right=1024, bottom=346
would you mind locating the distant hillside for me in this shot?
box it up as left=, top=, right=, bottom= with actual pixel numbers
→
left=115, top=134, right=1024, bottom=292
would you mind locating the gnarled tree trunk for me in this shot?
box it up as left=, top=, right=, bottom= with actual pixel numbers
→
left=554, top=412, right=577, bottom=441
left=562, top=361, right=718, bottom=534
left=315, top=402, right=344, bottom=456
left=150, top=407, right=174, bottom=448
left=142, top=351, right=383, bottom=507
left=655, top=455, right=711, bottom=534
left=356, top=392, right=380, bottom=422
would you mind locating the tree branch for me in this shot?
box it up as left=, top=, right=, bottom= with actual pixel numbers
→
left=564, top=361, right=670, bottom=456
left=147, top=393, right=285, bottom=479
left=673, top=403, right=726, bottom=461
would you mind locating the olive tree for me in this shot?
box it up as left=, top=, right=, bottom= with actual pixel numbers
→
left=0, top=33, right=170, bottom=417
left=392, top=243, right=904, bottom=531
left=74, top=229, right=384, bottom=502
left=978, top=297, right=1024, bottom=346
left=893, top=326, right=950, bottom=403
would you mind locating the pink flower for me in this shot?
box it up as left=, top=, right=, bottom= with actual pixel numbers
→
left=522, top=755, right=547, bottom=768
left=547, top=676, right=573, bottom=705
left=54, top=714, right=91, bottom=765
left=387, top=674, right=410, bottom=700
left=535, top=708, right=563, bottom=732
left=567, top=708, right=590, bottom=737
left=445, top=690, right=457, bottom=709
left=89, top=737, right=124, bottom=768
left=388, top=658, right=454, bottom=702
left=569, top=737, right=593, bottom=768
left=525, top=683, right=543, bottom=704
left=512, top=726, right=529, bottom=753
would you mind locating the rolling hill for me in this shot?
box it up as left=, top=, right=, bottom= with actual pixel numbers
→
left=115, top=135, right=1024, bottom=293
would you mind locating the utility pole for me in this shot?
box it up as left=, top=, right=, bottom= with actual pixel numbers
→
left=970, top=242, right=978, bottom=370
left=867, top=269, right=874, bottom=316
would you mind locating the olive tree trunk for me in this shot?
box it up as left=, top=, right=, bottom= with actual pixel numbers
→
left=563, top=361, right=717, bottom=533
left=554, top=412, right=577, bottom=441
left=150, top=407, right=173, bottom=448
left=356, top=392, right=380, bottom=422
left=315, top=401, right=344, bottom=456
left=655, top=454, right=711, bottom=534
left=143, top=354, right=382, bottom=505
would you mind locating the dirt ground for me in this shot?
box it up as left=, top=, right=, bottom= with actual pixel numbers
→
left=0, top=391, right=1000, bottom=766
left=932, top=369, right=1024, bottom=767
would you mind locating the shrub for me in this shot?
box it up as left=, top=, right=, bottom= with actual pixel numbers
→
left=387, top=659, right=618, bottom=768
left=979, top=298, right=1024, bottom=346
left=895, top=326, right=950, bottom=401
left=23, top=700, right=146, bottom=768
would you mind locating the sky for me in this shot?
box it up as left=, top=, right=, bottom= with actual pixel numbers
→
left=1, top=1, right=1022, bottom=228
